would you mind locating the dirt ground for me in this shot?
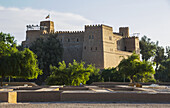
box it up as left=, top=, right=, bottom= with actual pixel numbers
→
left=1, top=102, right=170, bottom=108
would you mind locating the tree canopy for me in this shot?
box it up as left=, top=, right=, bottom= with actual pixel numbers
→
left=101, top=67, right=124, bottom=82
left=118, top=53, right=155, bottom=83
left=0, top=32, right=42, bottom=86
left=140, top=35, right=156, bottom=61
left=29, top=34, right=63, bottom=84
left=46, top=60, right=98, bottom=86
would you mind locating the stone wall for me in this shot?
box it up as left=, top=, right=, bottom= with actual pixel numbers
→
left=61, top=92, right=170, bottom=103
left=124, top=37, right=140, bottom=53
left=82, top=25, right=104, bottom=68
left=17, top=91, right=61, bottom=102
left=57, top=32, right=84, bottom=64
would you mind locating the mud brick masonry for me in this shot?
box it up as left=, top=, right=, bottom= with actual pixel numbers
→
left=22, top=20, right=140, bottom=69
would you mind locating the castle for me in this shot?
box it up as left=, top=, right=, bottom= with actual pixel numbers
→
left=22, top=20, right=140, bottom=69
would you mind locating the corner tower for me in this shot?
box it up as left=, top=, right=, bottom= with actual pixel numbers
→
left=82, top=25, right=104, bottom=69
left=40, top=21, right=54, bottom=33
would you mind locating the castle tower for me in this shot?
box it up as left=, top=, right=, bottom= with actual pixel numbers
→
left=40, top=21, right=54, bottom=33
left=119, top=27, right=129, bottom=38
left=82, top=25, right=104, bottom=69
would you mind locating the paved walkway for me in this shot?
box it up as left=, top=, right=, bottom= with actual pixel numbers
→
left=1, top=102, right=170, bottom=108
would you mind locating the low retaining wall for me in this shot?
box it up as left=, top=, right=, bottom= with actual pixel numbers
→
left=91, top=82, right=170, bottom=86
left=59, top=86, right=89, bottom=91
left=0, top=92, right=8, bottom=102
left=17, top=91, right=61, bottom=102
left=0, top=92, right=17, bottom=103
left=61, top=92, right=170, bottom=103
left=2, top=82, right=38, bottom=86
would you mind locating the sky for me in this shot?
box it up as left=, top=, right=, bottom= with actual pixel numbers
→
left=0, top=0, right=169, bottom=47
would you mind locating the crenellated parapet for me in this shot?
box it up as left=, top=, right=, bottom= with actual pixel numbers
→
left=85, top=24, right=102, bottom=27
left=123, top=36, right=139, bottom=39
left=55, top=31, right=84, bottom=34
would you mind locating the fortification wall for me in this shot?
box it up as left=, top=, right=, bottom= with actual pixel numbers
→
left=24, top=30, right=42, bottom=47
left=104, top=50, right=132, bottom=68
left=56, top=32, right=84, bottom=64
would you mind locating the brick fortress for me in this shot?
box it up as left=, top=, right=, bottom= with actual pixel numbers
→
left=22, top=20, right=140, bottom=69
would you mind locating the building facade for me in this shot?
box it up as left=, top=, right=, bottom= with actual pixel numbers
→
left=22, top=20, right=140, bottom=69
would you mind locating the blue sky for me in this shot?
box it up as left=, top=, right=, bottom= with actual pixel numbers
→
left=0, top=0, right=170, bottom=47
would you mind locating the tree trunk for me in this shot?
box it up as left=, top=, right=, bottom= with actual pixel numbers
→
left=130, top=75, right=135, bottom=83
left=1, top=76, right=4, bottom=87
left=155, top=63, right=158, bottom=72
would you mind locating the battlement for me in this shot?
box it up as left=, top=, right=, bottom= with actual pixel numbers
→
left=55, top=31, right=84, bottom=34
left=85, top=24, right=113, bottom=28
left=119, top=27, right=129, bottom=29
left=85, top=24, right=102, bottom=27
left=123, top=36, right=139, bottom=39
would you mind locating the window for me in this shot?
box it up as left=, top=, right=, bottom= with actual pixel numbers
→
left=84, top=46, right=86, bottom=50
left=91, top=47, right=92, bottom=50
left=89, top=35, right=91, bottom=39
left=109, top=36, right=112, bottom=40
left=68, top=38, right=70, bottom=42
left=96, top=47, right=97, bottom=50
left=61, top=39, right=62, bottom=42
left=92, top=35, right=94, bottom=39
left=77, top=38, right=79, bottom=42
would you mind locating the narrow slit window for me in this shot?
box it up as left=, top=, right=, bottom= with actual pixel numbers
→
left=92, top=35, right=94, bottom=39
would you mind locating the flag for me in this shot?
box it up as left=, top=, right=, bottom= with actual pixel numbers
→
left=46, top=14, right=50, bottom=19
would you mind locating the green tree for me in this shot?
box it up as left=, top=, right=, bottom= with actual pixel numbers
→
left=0, top=32, right=16, bottom=57
left=29, top=34, right=63, bottom=84
left=154, top=41, right=165, bottom=72
left=101, top=68, right=125, bottom=82
left=0, top=32, right=42, bottom=86
left=118, top=53, right=155, bottom=83
left=156, top=59, right=170, bottom=82
left=86, top=68, right=103, bottom=85
left=166, top=46, right=170, bottom=59
left=46, top=60, right=97, bottom=86
left=140, top=35, right=156, bottom=61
